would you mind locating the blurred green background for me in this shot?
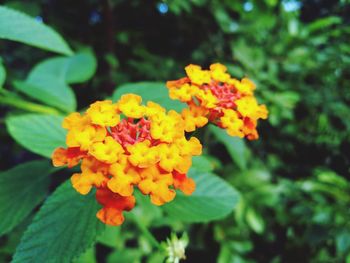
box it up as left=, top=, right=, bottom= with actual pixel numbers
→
left=0, top=0, right=350, bottom=262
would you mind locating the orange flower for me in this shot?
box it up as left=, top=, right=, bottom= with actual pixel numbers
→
left=166, top=63, right=268, bottom=139
left=52, top=94, right=201, bottom=226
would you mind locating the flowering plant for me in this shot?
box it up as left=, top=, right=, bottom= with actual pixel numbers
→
left=51, top=63, right=267, bottom=227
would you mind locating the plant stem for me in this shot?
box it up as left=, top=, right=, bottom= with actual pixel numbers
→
left=0, top=94, right=61, bottom=115
left=128, top=213, right=161, bottom=249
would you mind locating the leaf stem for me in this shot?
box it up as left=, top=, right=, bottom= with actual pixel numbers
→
left=0, top=93, right=61, bottom=115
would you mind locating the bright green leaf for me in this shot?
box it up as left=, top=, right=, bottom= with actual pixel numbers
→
left=246, top=208, right=265, bottom=234
left=0, top=58, right=6, bottom=88
left=0, top=160, right=52, bottom=236
left=209, top=125, right=248, bottom=170
left=112, top=82, right=185, bottom=112
left=163, top=168, right=240, bottom=222
left=6, top=114, right=66, bottom=158
left=0, top=6, right=73, bottom=55
left=12, top=181, right=105, bottom=263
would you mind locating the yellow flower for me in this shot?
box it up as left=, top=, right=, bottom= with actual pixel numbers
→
left=198, top=89, right=218, bottom=108
left=220, top=109, right=244, bottom=138
left=150, top=110, right=184, bottom=142
left=158, top=144, right=181, bottom=172
left=157, top=143, right=193, bottom=174
left=62, top=112, right=90, bottom=130
left=117, top=94, right=145, bottom=118
left=145, top=101, right=166, bottom=118
left=174, top=137, right=202, bottom=156
left=86, top=100, right=120, bottom=127
left=138, top=172, right=175, bottom=206
left=168, top=83, right=193, bottom=102
left=89, top=136, right=124, bottom=163
left=66, top=125, right=106, bottom=151
left=235, top=97, right=268, bottom=120
left=229, top=78, right=256, bottom=96
left=104, top=156, right=138, bottom=196
left=71, top=171, right=106, bottom=195
left=181, top=106, right=208, bottom=132
left=71, top=157, right=109, bottom=195
left=127, top=140, right=159, bottom=168
left=210, top=63, right=230, bottom=82
left=185, top=64, right=211, bottom=85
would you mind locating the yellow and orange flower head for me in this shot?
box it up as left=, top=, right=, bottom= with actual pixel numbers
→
left=166, top=63, right=268, bottom=139
left=52, top=95, right=202, bottom=226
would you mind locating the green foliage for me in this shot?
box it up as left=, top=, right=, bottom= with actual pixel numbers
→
left=0, top=6, right=72, bottom=55
left=210, top=125, right=248, bottom=170
left=0, top=160, right=52, bottom=236
left=13, top=80, right=76, bottom=113
left=6, top=114, right=65, bottom=158
left=11, top=50, right=96, bottom=112
left=26, top=50, right=97, bottom=84
left=163, top=168, right=240, bottom=222
left=112, top=82, right=185, bottom=112
left=0, top=58, right=6, bottom=88
left=12, top=181, right=105, bottom=263
left=0, top=0, right=349, bottom=262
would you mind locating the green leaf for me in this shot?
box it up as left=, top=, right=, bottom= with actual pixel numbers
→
left=97, top=226, right=121, bottom=248
left=27, top=50, right=97, bottom=84
left=163, top=168, right=240, bottom=222
left=0, top=160, right=52, bottom=236
left=74, top=248, right=97, bottom=263
left=6, top=114, right=66, bottom=158
left=12, top=51, right=96, bottom=112
left=112, top=82, right=185, bottom=112
left=209, top=125, right=248, bottom=170
left=0, top=6, right=72, bottom=55
left=245, top=207, right=265, bottom=234
left=307, top=16, right=342, bottom=34
left=192, top=155, right=216, bottom=172
left=64, top=50, right=97, bottom=84
left=12, top=181, right=105, bottom=263
left=0, top=58, right=6, bottom=88
left=13, top=78, right=76, bottom=113
left=107, top=249, right=143, bottom=263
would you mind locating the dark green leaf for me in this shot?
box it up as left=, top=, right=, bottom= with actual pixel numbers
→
left=6, top=114, right=66, bottom=158
left=163, top=168, right=240, bottom=222
left=0, top=6, right=72, bottom=55
left=210, top=125, right=248, bottom=170
left=12, top=181, right=105, bottom=263
left=0, top=160, right=52, bottom=236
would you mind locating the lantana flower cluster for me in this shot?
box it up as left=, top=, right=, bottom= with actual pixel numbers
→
left=167, top=63, right=268, bottom=140
left=52, top=63, right=268, bottom=226
left=52, top=94, right=201, bottom=226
